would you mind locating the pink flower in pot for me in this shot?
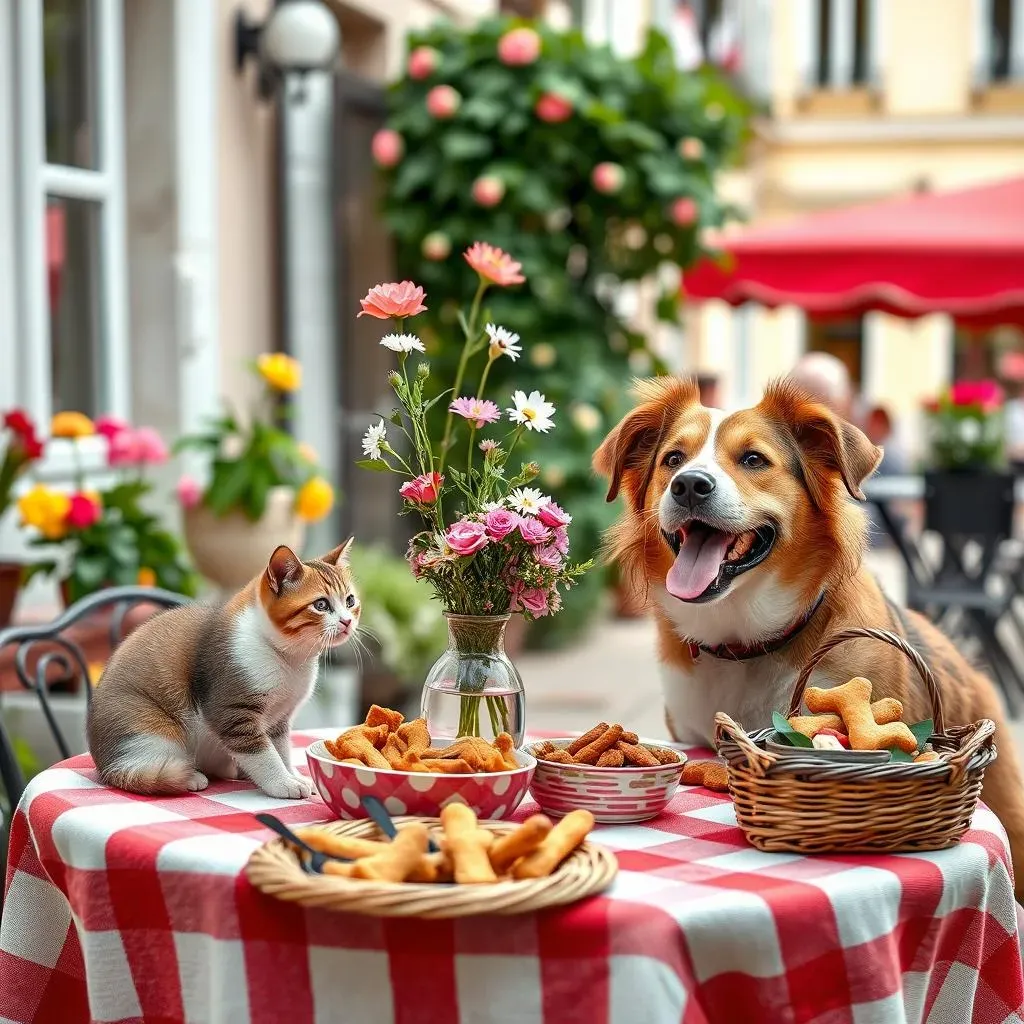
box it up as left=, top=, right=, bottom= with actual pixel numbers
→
left=444, top=519, right=489, bottom=556
left=176, top=475, right=202, bottom=509
left=483, top=507, right=520, bottom=541
left=497, top=27, right=541, bottom=66
left=426, top=85, right=461, bottom=119
left=399, top=472, right=443, bottom=505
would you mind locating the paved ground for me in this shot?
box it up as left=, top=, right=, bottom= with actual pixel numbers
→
left=520, top=548, right=1024, bottom=756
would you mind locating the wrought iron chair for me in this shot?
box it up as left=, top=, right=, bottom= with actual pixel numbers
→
left=0, top=587, right=190, bottom=813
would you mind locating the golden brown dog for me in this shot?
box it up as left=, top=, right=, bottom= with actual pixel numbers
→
left=595, top=375, right=1024, bottom=898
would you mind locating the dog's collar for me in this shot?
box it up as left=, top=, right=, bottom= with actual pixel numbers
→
left=687, top=592, right=826, bottom=662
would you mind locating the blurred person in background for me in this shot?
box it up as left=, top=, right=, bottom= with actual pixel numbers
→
left=788, top=351, right=856, bottom=422
left=864, top=404, right=908, bottom=476
left=696, top=372, right=721, bottom=408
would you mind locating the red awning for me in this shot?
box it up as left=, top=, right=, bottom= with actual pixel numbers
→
left=683, top=177, right=1024, bottom=328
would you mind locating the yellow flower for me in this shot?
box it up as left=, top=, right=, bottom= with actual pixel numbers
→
left=50, top=411, right=95, bottom=439
left=137, top=567, right=157, bottom=587
left=297, top=442, right=318, bottom=465
left=257, top=353, right=302, bottom=392
left=296, top=476, right=334, bottom=522
left=18, top=484, right=71, bottom=540
left=88, top=662, right=105, bottom=687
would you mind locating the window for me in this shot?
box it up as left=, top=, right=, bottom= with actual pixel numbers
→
left=976, top=0, right=1024, bottom=83
left=801, top=0, right=877, bottom=90
left=953, top=325, right=1024, bottom=380
left=807, top=316, right=865, bottom=388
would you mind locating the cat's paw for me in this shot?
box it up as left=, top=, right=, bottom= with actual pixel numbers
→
left=261, top=775, right=312, bottom=800
left=187, top=771, right=209, bottom=792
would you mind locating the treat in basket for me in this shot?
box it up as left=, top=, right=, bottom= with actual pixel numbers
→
left=533, top=722, right=681, bottom=768
left=324, top=706, right=519, bottom=775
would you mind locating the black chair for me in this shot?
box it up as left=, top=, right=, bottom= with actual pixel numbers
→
left=0, top=586, right=190, bottom=813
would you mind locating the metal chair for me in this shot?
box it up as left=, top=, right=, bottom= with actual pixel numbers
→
left=0, top=586, right=190, bottom=813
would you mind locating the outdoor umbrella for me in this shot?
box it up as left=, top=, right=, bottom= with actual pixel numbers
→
left=683, top=177, right=1024, bottom=328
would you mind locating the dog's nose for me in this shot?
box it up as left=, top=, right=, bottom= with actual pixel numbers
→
left=670, top=470, right=716, bottom=508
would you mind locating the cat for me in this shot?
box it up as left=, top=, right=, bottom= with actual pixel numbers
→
left=87, top=540, right=359, bottom=799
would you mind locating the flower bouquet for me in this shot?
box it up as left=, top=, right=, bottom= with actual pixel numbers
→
left=923, top=379, right=1005, bottom=471
left=357, top=243, right=592, bottom=742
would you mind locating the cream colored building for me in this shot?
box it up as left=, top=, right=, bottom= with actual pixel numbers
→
left=684, top=0, right=1024, bottom=458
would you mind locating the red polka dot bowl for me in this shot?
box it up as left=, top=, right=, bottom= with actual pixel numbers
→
left=526, top=737, right=687, bottom=823
left=306, top=740, right=537, bottom=821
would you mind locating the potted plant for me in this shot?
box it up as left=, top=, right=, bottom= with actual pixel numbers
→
left=18, top=416, right=200, bottom=603
left=0, top=409, right=44, bottom=625
left=356, top=246, right=592, bottom=744
left=922, top=379, right=1012, bottom=539
left=174, top=354, right=336, bottom=590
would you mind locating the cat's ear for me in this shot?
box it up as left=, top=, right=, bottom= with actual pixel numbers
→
left=266, top=545, right=304, bottom=594
left=321, top=537, right=354, bottom=566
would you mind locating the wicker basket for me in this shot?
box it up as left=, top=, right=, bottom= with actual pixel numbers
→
left=714, top=627, right=997, bottom=856
left=245, top=816, right=618, bottom=918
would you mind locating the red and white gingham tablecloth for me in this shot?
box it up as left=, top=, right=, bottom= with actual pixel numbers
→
left=2, top=731, right=1023, bottom=1024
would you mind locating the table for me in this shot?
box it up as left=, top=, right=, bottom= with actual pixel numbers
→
left=2, top=732, right=1023, bottom=1024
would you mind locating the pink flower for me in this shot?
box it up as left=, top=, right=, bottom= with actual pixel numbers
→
left=371, top=128, right=404, bottom=168
left=472, top=176, right=505, bottom=207
left=176, top=475, right=202, bottom=509
left=399, top=471, right=443, bottom=504
left=66, top=492, right=102, bottom=529
left=409, top=550, right=428, bottom=579
left=592, top=162, right=625, bottom=195
left=514, top=585, right=549, bottom=616
left=497, top=27, right=541, bottom=66
left=358, top=281, right=427, bottom=319
left=421, top=231, right=451, bottom=261
left=670, top=197, right=699, bottom=227
left=537, top=502, right=572, bottom=528
left=479, top=439, right=498, bottom=453
left=426, top=84, right=461, bottom=119
left=449, top=396, right=501, bottom=428
left=94, top=415, right=130, bottom=442
left=553, top=526, right=569, bottom=555
left=535, top=544, right=563, bottom=568
left=678, top=137, right=705, bottom=161
left=950, top=379, right=1004, bottom=411
left=535, top=93, right=573, bottom=123
left=107, top=429, right=141, bottom=466
left=408, top=45, right=439, bottom=80
left=484, top=508, right=520, bottom=541
left=134, top=426, right=168, bottom=464
left=444, top=519, right=489, bottom=556
left=518, top=517, right=552, bottom=545
left=463, top=242, right=525, bottom=286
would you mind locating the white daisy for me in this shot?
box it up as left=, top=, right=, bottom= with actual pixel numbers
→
left=361, top=419, right=388, bottom=460
left=507, top=487, right=551, bottom=516
left=485, top=323, right=522, bottom=362
left=507, top=390, right=556, bottom=433
left=481, top=501, right=504, bottom=512
left=380, top=333, right=426, bottom=354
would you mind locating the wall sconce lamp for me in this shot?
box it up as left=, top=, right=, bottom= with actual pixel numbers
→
left=235, top=0, right=340, bottom=103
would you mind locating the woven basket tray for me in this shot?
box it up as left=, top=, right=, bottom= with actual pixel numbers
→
left=714, top=627, right=997, bottom=855
left=245, top=816, right=618, bottom=918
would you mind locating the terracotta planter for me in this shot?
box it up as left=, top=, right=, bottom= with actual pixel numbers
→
left=183, top=486, right=305, bottom=591
left=0, top=560, right=22, bottom=628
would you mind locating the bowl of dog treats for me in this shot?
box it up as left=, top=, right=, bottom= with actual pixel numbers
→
left=525, top=722, right=687, bottom=823
left=307, top=705, right=536, bottom=821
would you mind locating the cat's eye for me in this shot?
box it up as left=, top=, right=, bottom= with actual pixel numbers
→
left=346, top=593, right=356, bottom=608
left=663, top=451, right=684, bottom=468
left=740, top=451, right=769, bottom=470
left=312, top=597, right=331, bottom=613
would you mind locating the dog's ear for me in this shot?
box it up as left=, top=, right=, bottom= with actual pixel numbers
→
left=762, top=379, right=883, bottom=504
left=593, top=377, right=699, bottom=504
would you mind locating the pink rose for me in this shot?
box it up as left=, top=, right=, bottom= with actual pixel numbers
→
left=426, top=85, right=461, bottom=119
left=176, top=475, right=202, bottom=509
left=518, top=517, right=552, bottom=545
left=553, top=526, right=569, bottom=555
left=535, top=93, right=573, bottom=123
left=107, top=429, right=141, bottom=466
left=134, top=426, right=168, bottom=464
left=534, top=544, right=563, bottom=568
left=95, top=415, right=130, bottom=442
left=408, top=46, right=439, bottom=80
left=497, top=27, right=541, bottom=66
left=537, top=502, right=572, bottom=528
left=409, top=550, right=428, bottom=579
left=421, top=231, right=451, bottom=261
left=66, top=492, right=102, bottom=530
left=484, top=507, right=520, bottom=541
left=670, top=197, right=698, bottom=227
left=592, top=162, right=625, bottom=195
left=371, top=128, right=404, bottom=168
left=399, top=472, right=443, bottom=504
left=472, top=175, right=505, bottom=207
left=519, top=586, right=549, bottom=616
left=444, top=519, right=489, bottom=557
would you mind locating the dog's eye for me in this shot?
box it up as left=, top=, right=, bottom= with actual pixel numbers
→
left=741, top=451, right=768, bottom=469
left=663, top=451, right=684, bottom=468
left=346, top=593, right=356, bottom=608
left=312, top=597, right=331, bottom=613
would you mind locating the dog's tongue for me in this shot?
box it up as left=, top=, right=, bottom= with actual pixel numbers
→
left=666, top=526, right=733, bottom=600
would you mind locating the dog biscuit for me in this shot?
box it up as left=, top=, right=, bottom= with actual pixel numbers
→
left=396, top=718, right=431, bottom=753
left=513, top=810, right=594, bottom=879
left=681, top=759, right=730, bottom=792
left=488, top=814, right=553, bottom=873
left=567, top=723, right=609, bottom=755
left=805, top=678, right=918, bottom=753
left=596, top=748, right=625, bottom=767
left=575, top=724, right=624, bottom=764
left=616, top=740, right=659, bottom=767
left=441, top=803, right=497, bottom=884
left=365, top=704, right=404, bottom=734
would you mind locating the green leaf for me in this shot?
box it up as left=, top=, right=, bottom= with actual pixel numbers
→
left=909, top=719, right=934, bottom=752
left=356, top=459, right=391, bottom=472
left=888, top=747, right=915, bottom=763
left=440, top=131, right=492, bottom=161
left=75, top=555, right=108, bottom=590
left=771, top=712, right=815, bottom=748
left=205, top=459, right=250, bottom=515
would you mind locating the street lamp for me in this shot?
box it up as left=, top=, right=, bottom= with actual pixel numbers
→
left=235, top=0, right=340, bottom=103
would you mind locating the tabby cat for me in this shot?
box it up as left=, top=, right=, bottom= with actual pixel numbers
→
left=88, top=540, right=359, bottom=798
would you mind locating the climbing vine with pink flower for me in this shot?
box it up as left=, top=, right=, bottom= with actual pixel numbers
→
left=357, top=243, right=592, bottom=620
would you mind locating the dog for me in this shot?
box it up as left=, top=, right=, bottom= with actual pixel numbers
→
left=594, top=375, right=1024, bottom=898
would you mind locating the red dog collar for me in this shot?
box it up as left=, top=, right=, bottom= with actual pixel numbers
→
left=687, top=592, right=826, bottom=662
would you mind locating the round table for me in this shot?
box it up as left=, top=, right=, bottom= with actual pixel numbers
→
left=2, top=731, right=1022, bottom=1024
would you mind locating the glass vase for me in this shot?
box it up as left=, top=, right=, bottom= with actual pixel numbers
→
left=420, top=613, right=526, bottom=746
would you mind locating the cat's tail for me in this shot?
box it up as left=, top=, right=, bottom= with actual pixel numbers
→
left=98, top=734, right=196, bottom=795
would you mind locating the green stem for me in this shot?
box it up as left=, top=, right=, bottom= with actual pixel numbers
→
left=439, top=280, right=487, bottom=473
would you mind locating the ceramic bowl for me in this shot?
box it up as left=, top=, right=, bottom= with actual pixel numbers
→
left=525, top=737, right=687, bottom=824
left=764, top=734, right=891, bottom=764
left=306, top=740, right=536, bottom=821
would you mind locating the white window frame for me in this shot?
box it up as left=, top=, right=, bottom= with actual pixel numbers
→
left=797, top=0, right=879, bottom=92
left=5, top=0, right=129, bottom=481
left=974, top=0, right=1024, bottom=86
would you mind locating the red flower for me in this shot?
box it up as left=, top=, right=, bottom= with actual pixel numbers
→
left=535, top=93, right=573, bottom=123
left=463, top=242, right=525, bottom=287
left=399, top=472, right=443, bottom=504
left=358, top=281, right=428, bottom=320
left=4, top=409, right=34, bottom=437
left=4, top=409, right=43, bottom=461
left=66, top=492, right=102, bottom=529
left=949, top=379, right=1003, bottom=411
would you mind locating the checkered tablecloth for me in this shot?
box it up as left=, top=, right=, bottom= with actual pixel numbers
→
left=2, top=732, right=1022, bottom=1024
